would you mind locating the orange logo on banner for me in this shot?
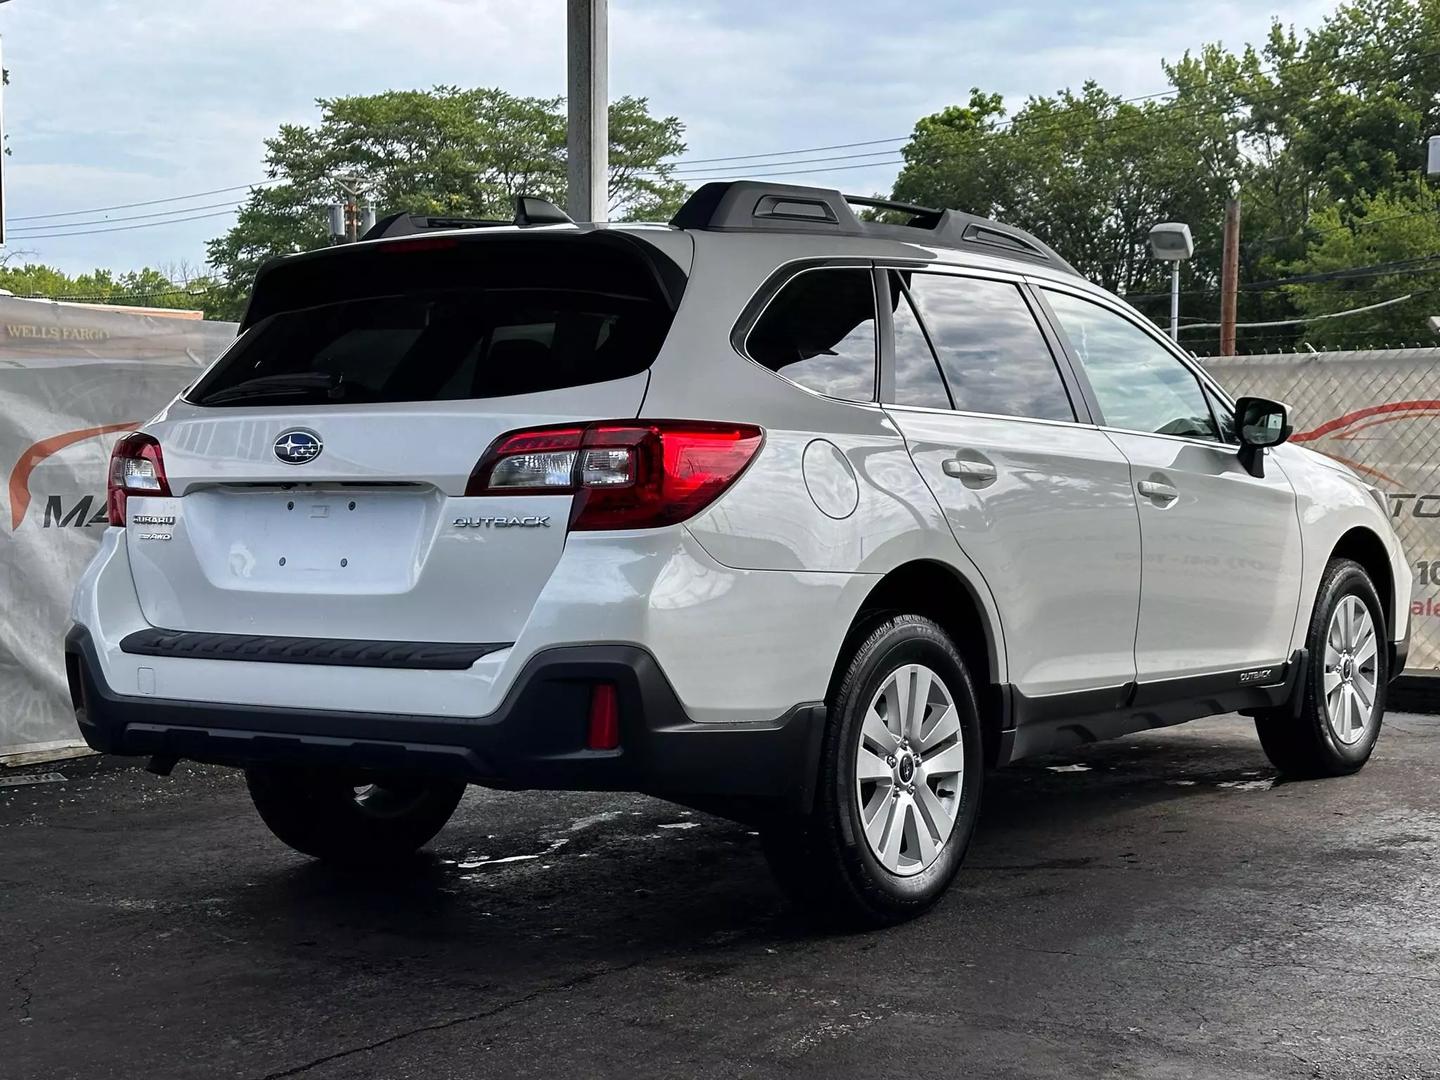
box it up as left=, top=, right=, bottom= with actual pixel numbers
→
left=7, top=422, right=138, bottom=530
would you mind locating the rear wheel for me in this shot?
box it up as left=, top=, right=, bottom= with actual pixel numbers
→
left=245, top=765, right=465, bottom=864
left=1256, top=558, right=1387, bottom=778
left=763, top=614, right=983, bottom=927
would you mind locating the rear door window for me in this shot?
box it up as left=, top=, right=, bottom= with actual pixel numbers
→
left=188, top=238, right=676, bottom=407
left=746, top=268, right=877, bottom=402
left=905, top=273, right=1076, bottom=422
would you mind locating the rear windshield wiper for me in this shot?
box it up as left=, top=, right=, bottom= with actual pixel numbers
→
left=199, top=372, right=362, bottom=406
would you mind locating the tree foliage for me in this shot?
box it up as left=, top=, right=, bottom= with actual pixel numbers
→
left=890, top=0, right=1440, bottom=350
left=204, top=88, right=687, bottom=320
left=0, top=262, right=227, bottom=318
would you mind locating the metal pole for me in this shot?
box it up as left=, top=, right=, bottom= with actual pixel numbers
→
left=1169, top=264, right=1180, bottom=341
left=566, top=0, right=608, bottom=223
left=1220, top=197, right=1242, bottom=356
left=1, top=34, right=7, bottom=248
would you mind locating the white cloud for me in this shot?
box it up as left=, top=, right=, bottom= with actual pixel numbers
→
left=1, top=0, right=1336, bottom=276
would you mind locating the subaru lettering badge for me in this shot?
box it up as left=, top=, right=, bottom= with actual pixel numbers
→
left=274, top=429, right=323, bottom=465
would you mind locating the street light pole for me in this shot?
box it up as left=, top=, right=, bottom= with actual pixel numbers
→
left=1149, top=222, right=1195, bottom=343
left=1169, top=263, right=1181, bottom=342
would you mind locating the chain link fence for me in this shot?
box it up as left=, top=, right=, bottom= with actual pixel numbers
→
left=1203, top=347, right=1440, bottom=674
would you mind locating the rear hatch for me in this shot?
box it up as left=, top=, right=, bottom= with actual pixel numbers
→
left=123, top=230, right=687, bottom=644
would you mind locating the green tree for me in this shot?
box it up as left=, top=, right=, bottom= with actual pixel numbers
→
left=0, top=262, right=227, bottom=318
left=887, top=0, right=1440, bottom=351
left=891, top=82, right=1242, bottom=306
left=205, top=88, right=687, bottom=321
left=1280, top=185, right=1440, bottom=349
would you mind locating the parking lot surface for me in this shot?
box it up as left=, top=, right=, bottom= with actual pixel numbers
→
left=4, top=712, right=1439, bottom=1080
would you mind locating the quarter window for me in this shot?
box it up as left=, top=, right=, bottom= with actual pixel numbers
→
left=747, top=268, right=877, bottom=402
left=1044, top=290, right=1219, bottom=440
left=904, top=274, right=1075, bottom=421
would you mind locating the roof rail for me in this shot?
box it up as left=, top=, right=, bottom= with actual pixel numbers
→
left=362, top=196, right=573, bottom=241
left=669, top=181, right=1077, bottom=275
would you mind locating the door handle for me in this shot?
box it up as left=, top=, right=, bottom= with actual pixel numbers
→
left=943, top=457, right=998, bottom=483
left=1137, top=479, right=1179, bottom=501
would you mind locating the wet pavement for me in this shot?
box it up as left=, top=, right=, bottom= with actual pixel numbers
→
left=3, top=712, right=1439, bottom=1079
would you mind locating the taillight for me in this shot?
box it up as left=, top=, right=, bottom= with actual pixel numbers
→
left=466, top=420, right=764, bottom=530
left=106, top=433, right=171, bottom=526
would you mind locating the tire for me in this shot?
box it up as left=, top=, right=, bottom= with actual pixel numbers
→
left=244, top=765, right=466, bottom=864
left=763, top=614, right=984, bottom=927
left=1256, top=558, right=1388, bottom=778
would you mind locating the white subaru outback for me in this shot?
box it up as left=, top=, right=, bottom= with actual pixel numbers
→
left=67, top=183, right=1410, bottom=925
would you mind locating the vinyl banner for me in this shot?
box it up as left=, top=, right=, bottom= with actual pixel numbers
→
left=1204, top=348, right=1440, bottom=674
left=0, top=298, right=235, bottom=758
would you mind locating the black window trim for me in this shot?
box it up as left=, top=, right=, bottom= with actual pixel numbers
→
left=732, top=257, right=883, bottom=406
left=1031, top=280, right=1238, bottom=451
left=876, top=263, right=1092, bottom=426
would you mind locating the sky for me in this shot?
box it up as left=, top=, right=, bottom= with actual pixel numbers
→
left=2, top=0, right=1337, bottom=279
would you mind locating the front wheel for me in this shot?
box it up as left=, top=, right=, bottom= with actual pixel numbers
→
left=245, top=765, right=466, bottom=864
left=763, top=614, right=984, bottom=927
left=1256, top=558, right=1387, bottom=778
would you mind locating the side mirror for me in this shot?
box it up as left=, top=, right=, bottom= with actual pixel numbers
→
left=1235, top=396, right=1292, bottom=478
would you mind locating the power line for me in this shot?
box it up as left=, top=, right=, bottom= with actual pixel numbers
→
left=10, top=181, right=275, bottom=223
left=13, top=207, right=239, bottom=240
left=1178, top=292, right=1421, bottom=331
left=8, top=198, right=246, bottom=235
left=640, top=32, right=1440, bottom=176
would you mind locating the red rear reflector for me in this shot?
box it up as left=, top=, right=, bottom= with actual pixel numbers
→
left=587, top=683, right=620, bottom=751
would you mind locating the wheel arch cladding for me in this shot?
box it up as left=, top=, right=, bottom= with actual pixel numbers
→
left=1331, top=526, right=1394, bottom=636
left=836, top=560, right=1005, bottom=768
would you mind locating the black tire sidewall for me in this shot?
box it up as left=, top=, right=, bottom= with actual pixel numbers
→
left=824, top=617, right=983, bottom=910
left=1304, top=562, right=1388, bottom=769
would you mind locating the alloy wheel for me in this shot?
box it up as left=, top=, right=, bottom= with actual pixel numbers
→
left=1323, top=594, right=1379, bottom=746
left=855, top=663, right=964, bottom=877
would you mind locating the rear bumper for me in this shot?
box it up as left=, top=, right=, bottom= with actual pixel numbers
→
left=65, top=626, right=825, bottom=811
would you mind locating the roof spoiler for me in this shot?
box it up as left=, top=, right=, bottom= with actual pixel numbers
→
left=361, top=196, right=573, bottom=241
left=669, top=181, right=1078, bottom=275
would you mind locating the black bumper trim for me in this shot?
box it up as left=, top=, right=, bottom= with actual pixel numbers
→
left=120, top=628, right=510, bottom=671
left=67, top=627, right=826, bottom=811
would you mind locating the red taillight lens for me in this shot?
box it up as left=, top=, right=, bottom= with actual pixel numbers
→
left=587, top=682, right=620, bottom=751
left=466, top=420, right=763, bottom=530
left=106, top=433, right=171, bottom=526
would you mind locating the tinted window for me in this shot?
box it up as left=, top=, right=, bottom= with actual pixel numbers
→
left=1044, top=290, right=1219, bottom=440
left=747, top=269, right=877, bottom=401
left=905, top=274, right=1075, bottom=421
left=889, top=274, right=951, bottom=409
left=191, top=238, right=681, bottom=407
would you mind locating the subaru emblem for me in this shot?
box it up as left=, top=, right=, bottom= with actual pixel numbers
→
left=274, top=429, right=323, bottom=465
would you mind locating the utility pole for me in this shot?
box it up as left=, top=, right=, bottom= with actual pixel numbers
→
left=329, top=175, right=370, bottom=244
left=0, top=32, right=7, bottom=248
left=1219, top=197, right=1242, bottom=356
left=566, top=0, right=608, bottom=223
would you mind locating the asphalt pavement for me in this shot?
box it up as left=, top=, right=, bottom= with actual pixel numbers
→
left=3, top=712, right=1439, bottom=1080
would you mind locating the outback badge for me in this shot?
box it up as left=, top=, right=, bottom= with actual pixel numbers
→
left=453, top=515, right=551, bottom=528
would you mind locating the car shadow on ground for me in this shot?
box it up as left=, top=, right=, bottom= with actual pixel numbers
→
left=209, top=728, right=1285, bottom=970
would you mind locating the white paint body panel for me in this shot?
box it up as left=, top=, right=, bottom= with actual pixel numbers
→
left=1103, top=431, right=1305, bottom=681
left=886, top=408, right=1141, bottom=696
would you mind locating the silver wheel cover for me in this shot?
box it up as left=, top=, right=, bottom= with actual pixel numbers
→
left=1323, top=594, right=1379, bottom=747
left=854, top=663, right=964, bottom=877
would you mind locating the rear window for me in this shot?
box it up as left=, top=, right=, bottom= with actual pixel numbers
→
left=189, top=237, right=677, bottom=407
